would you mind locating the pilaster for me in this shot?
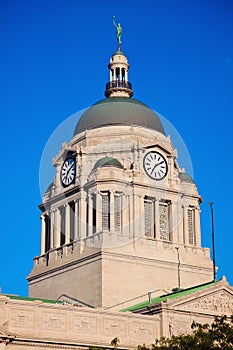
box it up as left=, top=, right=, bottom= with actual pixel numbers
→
left=195, top=207, right=201, bottom=247
left=110, top=190, right=115, bottom=232
left=50, top=210, right=55, bottom=248
left=74, top=199, right=79, bottom=240
left=80, top=191, right=86, bottom=238
left=65, top=204, right=70, bottom=244
left=183, top=206, right=189, bottom=245
left=54, top=208, right=61, bottom=248
left=155, top=198, right=160, bottom=239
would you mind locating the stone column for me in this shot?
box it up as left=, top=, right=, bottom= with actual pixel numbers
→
left=125, top=69, right=128, bottom=81
left=80, top=192, right=87, bottom=238
left=54, top=208, right=61, bottom=248
left=129, top=189, right=135, bottom=237
left=96, top=191, right=102, bottom=233
left=110, top=191, right=114, bottom=232
left=55, top=163, right=62, bottom=190
left=140, top=195, right=145, bottom=237
left=195, top=207, right=201, bottom=247
left=40, top=214, right=46, bottom=255
left=74, top=200, right=79, bottom=240
left=119, top=67, right=122, bottom=81
left=183, top=206, right=189, bottom=245
left=78, top=198, right=82, bottom=239
left=171, top=202, right=179, bottom=243
left=177, top=203, right=184, bottom=244
left=134, top=193, right=142, bottom=238
left=65, top=204, right=70, bottom=244
left=155, top=199, right=160, bottom=239
left=50, top=210, right=55, bottom=248
left=122, top=193, right=128, bottom=235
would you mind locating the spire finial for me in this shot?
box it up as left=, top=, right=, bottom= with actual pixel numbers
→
left=112, top=16, right=122, bottom=50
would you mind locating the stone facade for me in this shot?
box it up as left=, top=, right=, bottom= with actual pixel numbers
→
left=1, top=277, right=233, bottom=349
left=3, top=36, right=232, bottom=350
left=27, top=50, right=214, bottom=308
left=132, top=276, right=233, bottom=339
left=0, top=294, right=160, bottom=349
left=28, top=125, right=213, bottom=308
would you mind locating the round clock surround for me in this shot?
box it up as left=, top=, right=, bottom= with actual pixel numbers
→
left=143, top=151, right=168, bottom=180
left=60, top=157, right=76, bottom=187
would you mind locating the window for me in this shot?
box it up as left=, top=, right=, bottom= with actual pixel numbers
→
left=114, top=194, right=122, bottom=232
left=102, top=192, right=110, bottom=231
left=159, top=202, right=169, bottom=240
left=144, top=197, right=154, bottom=237
left=188, top=208, right=195, bottom=245
left=93, top=194, right=96, bottom=234
left=45, top=214, right=51, bottom=253
left=60, top=206, right=66, bottom=246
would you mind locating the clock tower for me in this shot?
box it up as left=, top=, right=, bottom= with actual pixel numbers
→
left=27, top=44, right=213, bottom=308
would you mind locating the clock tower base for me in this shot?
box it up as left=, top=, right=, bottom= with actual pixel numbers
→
left=28, top=234, right=213, bottom=308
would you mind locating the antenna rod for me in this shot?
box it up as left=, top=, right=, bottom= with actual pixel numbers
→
left=208, top=202, right=216, bottom=281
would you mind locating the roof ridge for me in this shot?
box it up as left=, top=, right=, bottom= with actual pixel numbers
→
left=121, top=280, right=217, bottom=312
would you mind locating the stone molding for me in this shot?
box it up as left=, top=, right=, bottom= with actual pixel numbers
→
left=0, top=295, right=159, bottom=349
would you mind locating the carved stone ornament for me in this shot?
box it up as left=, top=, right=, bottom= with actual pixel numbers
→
left=39, top=313, right=66, bottom=331
left=179, top=290, right=233, bottom=315
left=10, top=310, right=34, bottom=328
left=104, top=318, right=126, bottom=336
left=74, top=316, right=97, bottom=334
left=131, top=321, right=155, bottom=339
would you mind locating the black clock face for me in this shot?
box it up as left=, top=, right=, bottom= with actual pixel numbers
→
left=61, top=158, right=76, bottom=187
left=143, top=151, right=168, bottom=180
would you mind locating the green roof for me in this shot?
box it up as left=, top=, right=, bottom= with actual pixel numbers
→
left=73, top=97, right=165, bottom=136
left=94, top=156, right=123, bottom=170
left=113, top=50, right=125, bottom=56
left=2, top=294, right=64, bottom=304
left=121, top=280, right=217, bottom=312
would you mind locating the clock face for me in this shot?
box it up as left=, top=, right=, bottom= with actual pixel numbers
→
left=143, top=151, right=168, bottom=180
left=61, top=157, right=76, bottom=187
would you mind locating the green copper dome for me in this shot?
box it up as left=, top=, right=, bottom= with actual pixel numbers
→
left=94, top=157, right=123, bottom=170
left=113, top=50, right=125, bottom=56
left=73, top=97, right=165, bottom=136
left=178, top=172, right=195, bottom=184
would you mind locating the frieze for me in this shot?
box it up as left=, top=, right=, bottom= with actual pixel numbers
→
left=9, top=309, right=34, bottom=328
left=39, top=313, right=66, bottom=331
left=74, top=316, right=97, bottom=334
left=179, top=290, right=233, bottom=315
left=103, top=318, right=126, bottom=336
left=131, top=321, right=155, bottom=339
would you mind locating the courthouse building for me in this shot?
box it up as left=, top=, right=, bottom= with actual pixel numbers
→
left=1, top=34, right=233, bottom=349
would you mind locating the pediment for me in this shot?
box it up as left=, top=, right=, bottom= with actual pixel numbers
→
left=170, top=284, right=233, bottom=316
left=144, top=143, right=172, bottom=155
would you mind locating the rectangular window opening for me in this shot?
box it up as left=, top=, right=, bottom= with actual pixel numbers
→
left=102, top=192, right=110, bottom=231
left=188, top=208, right=195, bottom=245
left=114, top=194, right=122, bottom=232
left=159, top=202, right=169, bottom=241
left=144, top=197, right=154, bottom=238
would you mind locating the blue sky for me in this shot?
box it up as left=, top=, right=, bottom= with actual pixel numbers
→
left=1, top=0, right=233, bottom=296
